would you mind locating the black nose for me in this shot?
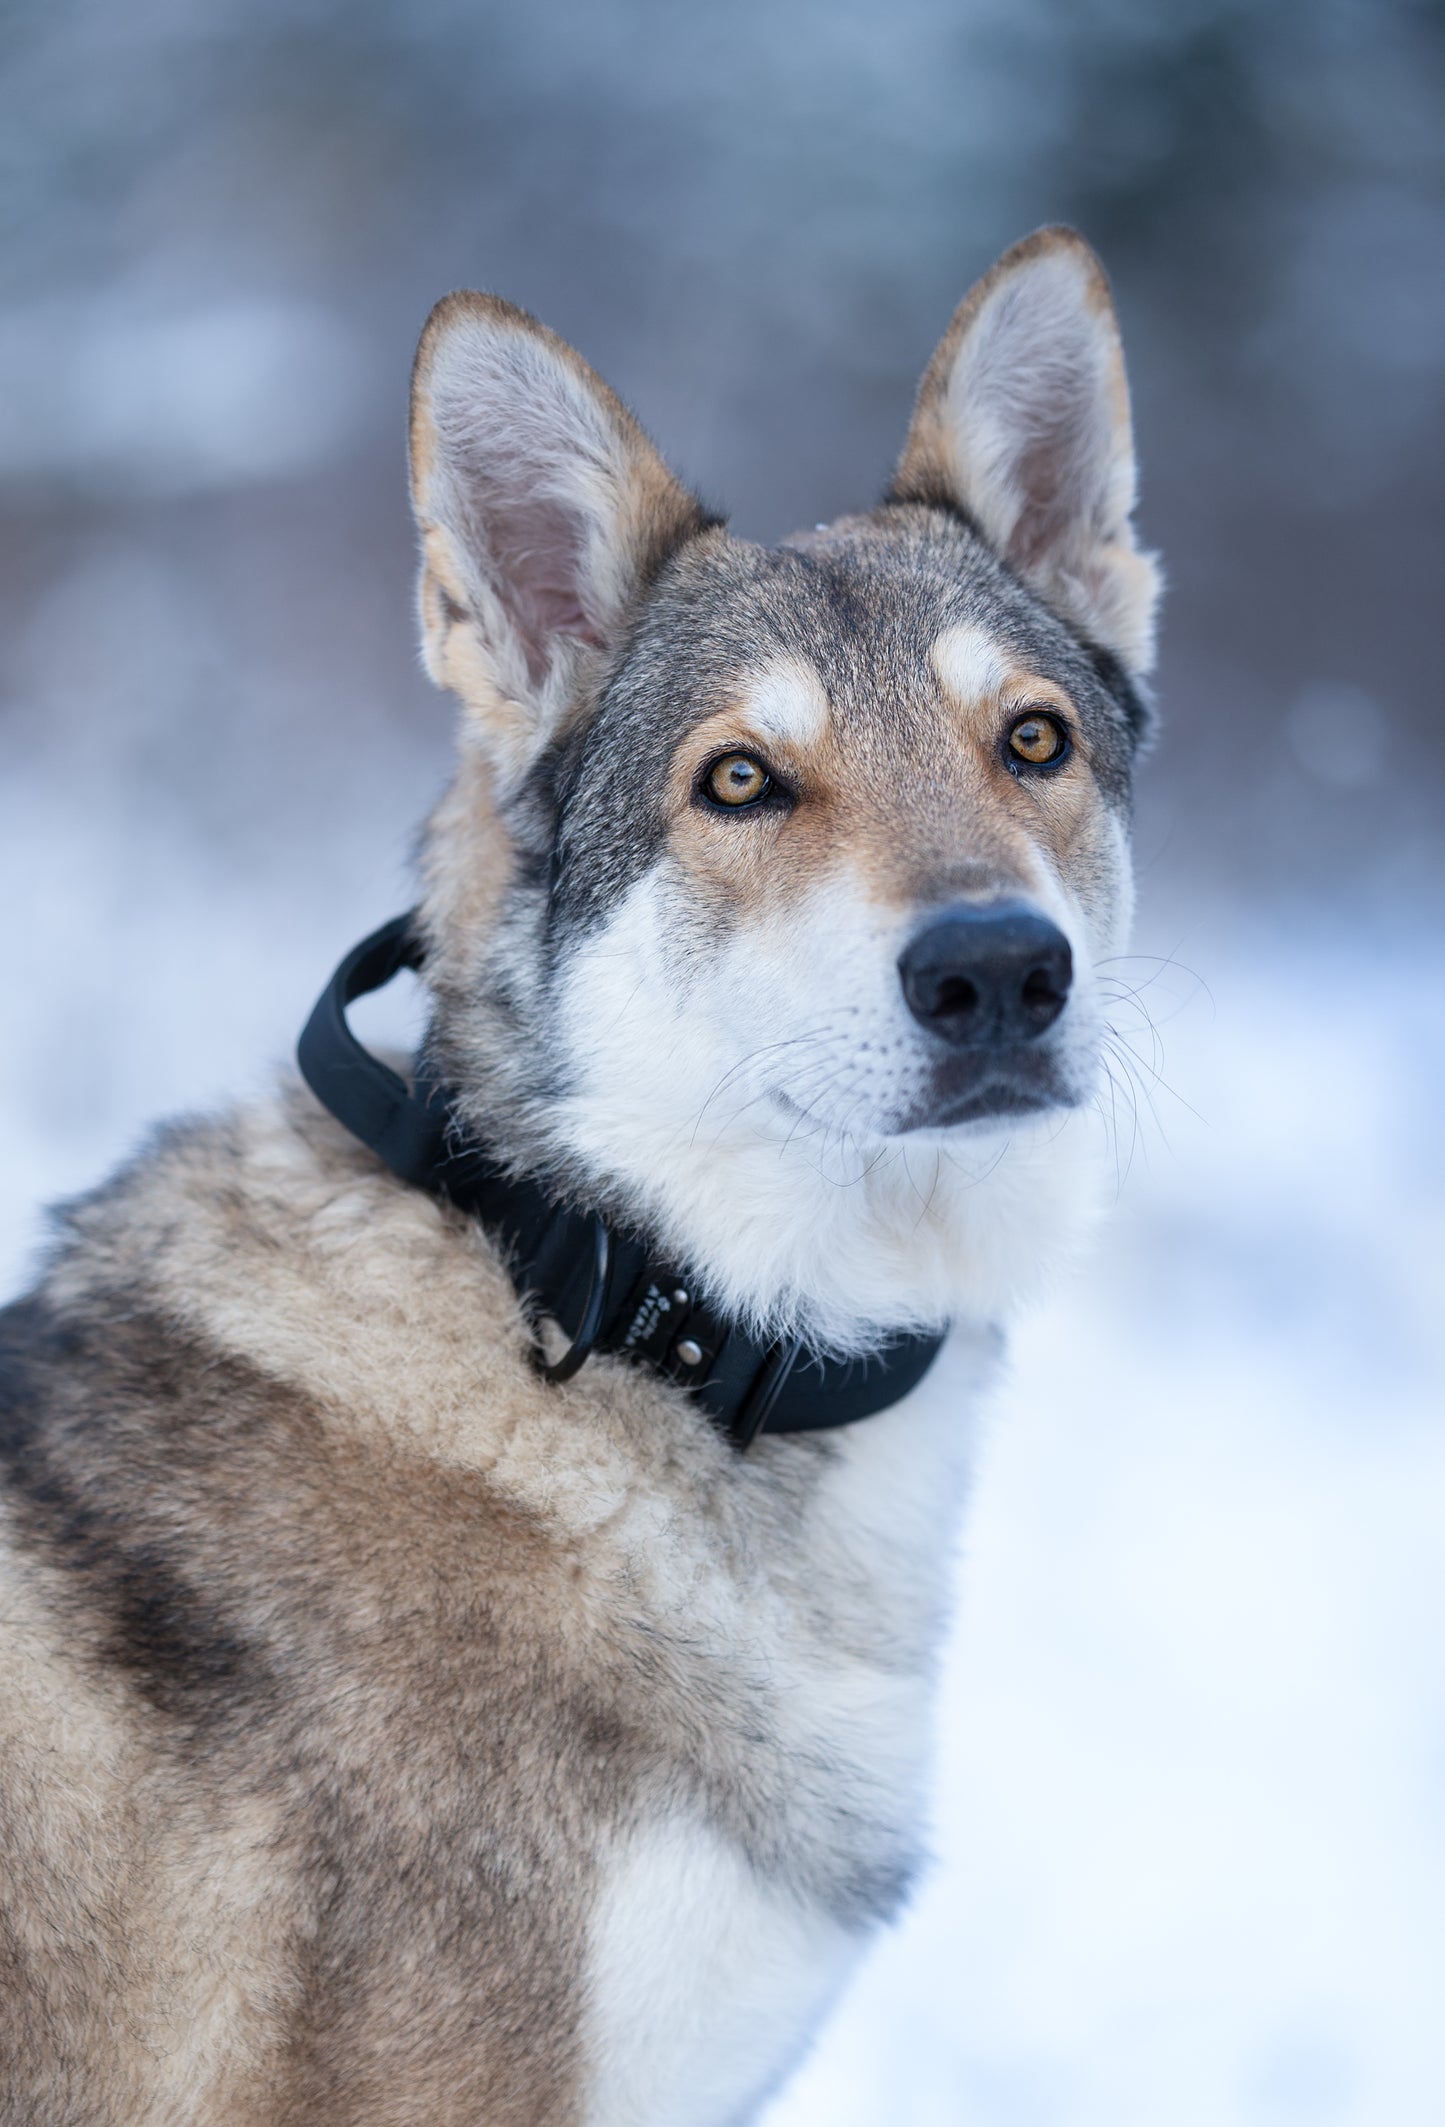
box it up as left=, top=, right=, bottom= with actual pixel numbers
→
left=898, top=902, right=1073, bottom=1046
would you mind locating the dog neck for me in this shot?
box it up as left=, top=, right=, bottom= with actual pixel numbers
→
left=299, top=916, right=956, bottom=1447
left=410, top=855, right=1107, bottom=1362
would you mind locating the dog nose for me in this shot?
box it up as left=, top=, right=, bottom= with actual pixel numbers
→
left=898, top=903, right=1073, bottom=1046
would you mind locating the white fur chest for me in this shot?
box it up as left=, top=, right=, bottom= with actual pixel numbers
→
left=579, top=1328, right=996, bottom=2127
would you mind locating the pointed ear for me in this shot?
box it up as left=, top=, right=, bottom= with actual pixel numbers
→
left=410, top=293, right=714, bottom=781
left=892, top=227, right=1160, bottom=675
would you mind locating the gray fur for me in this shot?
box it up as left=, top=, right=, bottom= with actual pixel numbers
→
left=0, top=228, right=1159, bottom=2123
left=0, top=1098, right=940, bottom=2122
left=426, top=504, right=1145, bottom=1202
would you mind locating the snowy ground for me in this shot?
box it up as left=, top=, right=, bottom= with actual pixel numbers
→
left=2, top=657, right=1442, bottom=2123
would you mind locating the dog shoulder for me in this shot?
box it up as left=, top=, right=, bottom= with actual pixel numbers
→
left=0, top=1082, right=985, bottom=2123
left=0, top=1090, right=669, bottom=2121
left=35, top=1081, right=541, bottom=1455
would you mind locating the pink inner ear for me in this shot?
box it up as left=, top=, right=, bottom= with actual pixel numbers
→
left=1011, top=435, right=1080, bottom=571
left=468, top=483, right=605, bottom=689
left=1006, top=382, right=1100, bottom=571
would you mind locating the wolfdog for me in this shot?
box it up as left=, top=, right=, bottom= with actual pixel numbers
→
left=0, top=227, right=1159, bottom=2124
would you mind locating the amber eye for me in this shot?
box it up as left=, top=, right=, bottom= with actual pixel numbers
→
left=1007, top=712, right=1070, bottom=767
left=703, top=752, right=773, bottom=808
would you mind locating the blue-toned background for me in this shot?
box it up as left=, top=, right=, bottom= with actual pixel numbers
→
left=3, top=4, right=1442, bottom=2119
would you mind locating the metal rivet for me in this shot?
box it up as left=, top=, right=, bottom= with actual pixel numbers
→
left=670, top=1288, right=690, bottom=1312
left=675, top=1337, right=704, bottom=1368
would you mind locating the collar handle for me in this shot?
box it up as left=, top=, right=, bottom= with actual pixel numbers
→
left=297, top=915, right=448, bottom=1190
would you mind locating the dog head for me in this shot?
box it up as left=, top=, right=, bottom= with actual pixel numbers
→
left=408, top=229, right=1160, bottom=1349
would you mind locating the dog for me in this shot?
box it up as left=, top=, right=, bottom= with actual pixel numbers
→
left=0, top=226, right=1159, bottom=2125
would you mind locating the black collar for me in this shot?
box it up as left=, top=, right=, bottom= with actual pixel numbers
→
left=298, top=916, right=945, bottom=1449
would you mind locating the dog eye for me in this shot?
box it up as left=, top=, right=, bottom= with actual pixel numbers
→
left=703, top=752, right=774, bottom=808
left=1006, top=712, right=1070, bottom=768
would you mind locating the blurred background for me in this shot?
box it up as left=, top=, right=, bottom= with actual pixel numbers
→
left=2, top=1, right=1443, bottom=2119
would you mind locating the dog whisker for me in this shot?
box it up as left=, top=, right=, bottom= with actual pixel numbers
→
left=1096, top=1042, right=1142, bottom=1195
left=689, top=1017, right=852, bottom=1147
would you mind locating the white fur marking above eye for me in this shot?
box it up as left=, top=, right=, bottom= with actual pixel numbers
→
left=930, top=623, right=1010, bottom=708
left=738, top=658, right=831, bottom=749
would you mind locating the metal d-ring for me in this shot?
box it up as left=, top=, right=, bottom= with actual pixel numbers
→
left=536, top=1213, right=614, bottom=1384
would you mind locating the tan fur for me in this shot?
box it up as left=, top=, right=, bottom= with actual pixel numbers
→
left=4, top=1087, right=964, bottom=2121
left=416, top=746, right=518, bottom=1013
left=662, top=607, right=1109, bottom=926
left=1, top=233, right=1157, bottom=2123
left=0, top=1523, right=299, bottom=2124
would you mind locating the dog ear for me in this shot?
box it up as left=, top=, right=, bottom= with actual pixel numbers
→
left=892, top=227, right=1160, bottom=675
left=410, top=293, right=713, bottom=780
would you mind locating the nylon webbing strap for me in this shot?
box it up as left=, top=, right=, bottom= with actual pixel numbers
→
left=299, top=915, right=945, bottom=1447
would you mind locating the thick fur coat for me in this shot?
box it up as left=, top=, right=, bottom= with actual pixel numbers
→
left=0, top=228, right=1159, bottom=2125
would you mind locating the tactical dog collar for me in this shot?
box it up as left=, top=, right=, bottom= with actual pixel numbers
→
left=298, top=916, right=945, bottom=1449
